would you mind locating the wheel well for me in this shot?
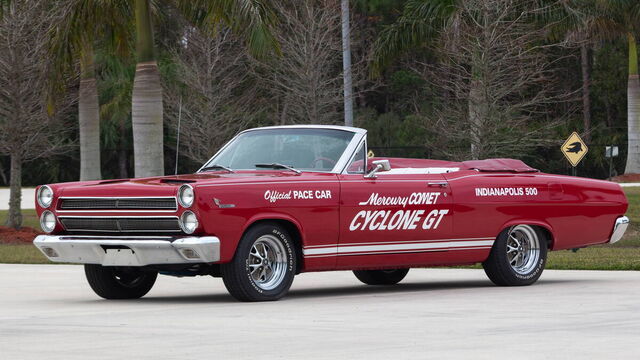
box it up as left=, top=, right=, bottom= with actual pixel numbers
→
left=533, top=225, right=554, bottom=250
left=245, top=219, right=304, bottom=274
left=503, top=224, right=554, bottom=250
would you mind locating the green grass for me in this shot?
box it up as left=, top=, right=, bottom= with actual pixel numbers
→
left=0, top=189, right=639, bottom=269
left=0, top=244, right=50, bottom=264
left=547, top=247, right=640, bottom=270
left=0, top=209, right=40, bottom=229
left=0, top=209, right=51, bottom=264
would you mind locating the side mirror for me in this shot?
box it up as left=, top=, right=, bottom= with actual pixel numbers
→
left=365, top=160, right=391, bottom=179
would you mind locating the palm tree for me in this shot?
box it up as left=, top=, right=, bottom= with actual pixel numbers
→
left=133, top=0, right=278, bottom=177
left=54, top=0, right=277, bottom=179
left=51, top=0, right=133, bottom=181
left=579, top=0, right=640, bottom=173
left=341, top=0, right=354, bottom=127
left=131, top=0, right=163, bottom=178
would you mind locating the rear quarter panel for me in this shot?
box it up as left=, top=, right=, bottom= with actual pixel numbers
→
left=445, top=171, right=628, bottom=253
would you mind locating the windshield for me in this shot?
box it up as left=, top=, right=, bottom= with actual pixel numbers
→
left=202, top=128, right=356, bottom=172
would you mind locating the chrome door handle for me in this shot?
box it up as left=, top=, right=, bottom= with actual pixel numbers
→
left=427, top=182, right=448, bottom=188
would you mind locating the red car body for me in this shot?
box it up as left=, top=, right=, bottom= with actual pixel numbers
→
left=32, top=125, right=629, bottom=300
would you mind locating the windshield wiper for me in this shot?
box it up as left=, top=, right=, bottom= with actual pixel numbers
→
left=255, top=163, right=301, bottom=174
left=199, top=164, right=234, bottom=173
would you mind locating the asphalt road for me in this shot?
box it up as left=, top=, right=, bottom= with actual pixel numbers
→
left=0, top=265, right=638, bottom=359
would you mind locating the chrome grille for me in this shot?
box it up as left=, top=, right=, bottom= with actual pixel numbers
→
left=60, top=217, right=181, bottom=232
left=59, top=198, right=177, bottom=210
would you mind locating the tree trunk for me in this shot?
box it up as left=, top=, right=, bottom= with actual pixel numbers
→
left=341, top=0, right=354, bottom=127
left=580, top=44, right=591, bottom=143
left=468, top=77, right=487, bottom=160
left=118, top=116, right=128, bottom=178
left=132, top=0, right=164, bottom=177
left=625, top=33, right=640, bottom=174
left=132, top=61, right=164, bottom=177
left=6, top=153, right=22, bottom=229
left=79, top=43, right=102, bottom=181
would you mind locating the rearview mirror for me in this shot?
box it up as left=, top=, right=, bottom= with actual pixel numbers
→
left=365, top=160, right=391, bottom=179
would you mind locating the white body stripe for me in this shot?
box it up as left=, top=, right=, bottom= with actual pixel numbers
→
left=303, top=239, right=494, bottom=257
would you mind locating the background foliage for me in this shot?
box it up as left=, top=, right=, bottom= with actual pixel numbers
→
left=0, top=0, right=634, bottom=185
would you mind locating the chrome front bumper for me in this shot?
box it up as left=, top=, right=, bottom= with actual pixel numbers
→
left=33, top=235, right=220, bottom=266
left=609, top=216, right=630, bottom=244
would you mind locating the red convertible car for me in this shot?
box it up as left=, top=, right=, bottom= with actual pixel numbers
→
left=33, top=125, right=629, bottom=301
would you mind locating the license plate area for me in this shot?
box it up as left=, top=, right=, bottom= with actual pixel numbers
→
left=102, top=247, right=138, bottom=266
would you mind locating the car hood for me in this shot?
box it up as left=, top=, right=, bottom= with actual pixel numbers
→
left=49, top=171, right=326, bottom=198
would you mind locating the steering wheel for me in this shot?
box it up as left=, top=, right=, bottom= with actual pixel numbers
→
left=311, top=157, right=337, bottom=169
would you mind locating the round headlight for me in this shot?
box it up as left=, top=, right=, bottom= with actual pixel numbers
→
left=37, top=185, right=53, bottom=208
left=40, top=211, right=56, bottom=233
left=178, top=184, right=194, bottom=208
left=180, top=211, right=199, bottom=234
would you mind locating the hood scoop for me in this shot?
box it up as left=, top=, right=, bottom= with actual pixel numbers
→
left=160, top=179, right=196, bottom=184
left=95, top=179, right=128, bottom=185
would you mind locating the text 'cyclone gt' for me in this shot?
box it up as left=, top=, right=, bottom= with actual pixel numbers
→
left=33, top=125, right=629, bottom=301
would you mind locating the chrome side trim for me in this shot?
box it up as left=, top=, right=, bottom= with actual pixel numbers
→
left=609, top=216, right=629, bottom=244
left=33, top=235, right=220, bottom=266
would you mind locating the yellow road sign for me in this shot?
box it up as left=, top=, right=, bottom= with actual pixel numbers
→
left=561, top=132, right=588, bottom=167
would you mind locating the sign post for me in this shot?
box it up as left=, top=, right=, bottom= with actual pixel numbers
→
left=561, top=132, right=588, bottom=175
left=605, top=145, right=619, bottom=180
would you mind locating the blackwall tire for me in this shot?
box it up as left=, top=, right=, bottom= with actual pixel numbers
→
left=482, top=225, right=548, bottom=286
left=221, top=223, right=296, bottom=302
left=353, top=268, right=409, bottom=285
left=84, top=264, right=157, bottom=299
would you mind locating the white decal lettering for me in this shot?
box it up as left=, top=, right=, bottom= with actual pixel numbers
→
left=475, top=187, right=537, bottom=197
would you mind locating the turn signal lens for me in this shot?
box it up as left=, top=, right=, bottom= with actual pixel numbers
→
left=180, top=248, right=200, bottom=259
left=37, top=185, right=53, bottom=208
left=42, top=247, right=59, bottom=258
left=40, top=211, right=56, bottom=233
left=180, top=211, right=198, bottom=234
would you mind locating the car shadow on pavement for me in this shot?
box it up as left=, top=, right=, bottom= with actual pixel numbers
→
left=287, top=279, right=493, bottom=299
left=72, top=278, right=589, bottom=304
left=286, top=278, right=588, bottom=300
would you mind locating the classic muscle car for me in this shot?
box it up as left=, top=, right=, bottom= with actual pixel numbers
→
left=33, top=125, right=629, bottom=301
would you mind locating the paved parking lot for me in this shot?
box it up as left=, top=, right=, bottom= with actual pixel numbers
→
left=0, top=265, right=638, bottom=359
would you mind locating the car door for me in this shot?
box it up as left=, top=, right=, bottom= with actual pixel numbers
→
left=333, top=145, right=455, bottom=269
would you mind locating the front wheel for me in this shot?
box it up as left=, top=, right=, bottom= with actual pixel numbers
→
left=84, top=265, right=157, bottom=299
left=353, top=268, right=409, bottom=285
left=482, top=225, right=548, bottom=286
left=221, top=223, right=296, bottom=301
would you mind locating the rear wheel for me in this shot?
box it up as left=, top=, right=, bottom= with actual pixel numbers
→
left=84, top=265, right=157, bottom=299
left=353, top=268, right=409, bottom=285
left=483, top=225, right=548, bottom=286
left=221, top=223, right=296, bottom=301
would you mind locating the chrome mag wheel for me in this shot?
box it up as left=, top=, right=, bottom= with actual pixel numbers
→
left=506, top=225, right=541, bottom=275
left=248, top=235, right=288, bottom=291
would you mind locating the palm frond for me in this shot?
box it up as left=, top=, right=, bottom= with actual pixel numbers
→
left=371, top=0, right=458, bottom=74
left=177, top=0, right=279, bottom=58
